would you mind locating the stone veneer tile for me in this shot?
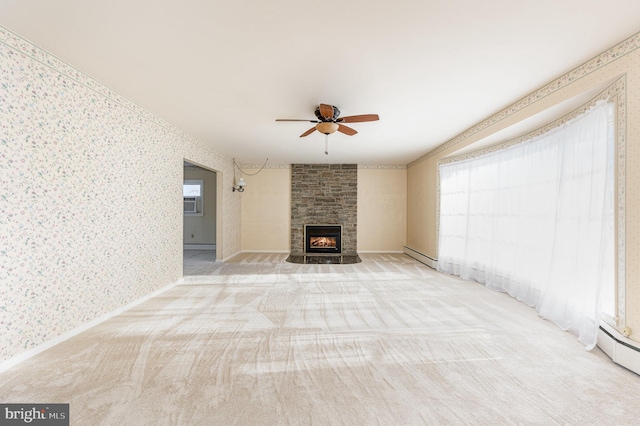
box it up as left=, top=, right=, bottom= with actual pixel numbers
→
left=290, top=164, right=357, bottom=254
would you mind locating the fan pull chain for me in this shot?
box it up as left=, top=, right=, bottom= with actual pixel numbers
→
left=325, top=134, right=329, bottom=155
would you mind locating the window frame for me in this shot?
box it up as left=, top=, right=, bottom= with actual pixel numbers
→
left=183, top=180, right=204, bottom=216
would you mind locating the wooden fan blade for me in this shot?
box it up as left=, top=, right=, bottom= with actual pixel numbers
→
left=300, top=127, right=317, bottom=137
left=276, top=119, right=320, bottom=122
left=319, top=104, right=334, bottom=120
left=337, top=114, right=379, bottom=123
left=337, top=124, right=357, bottom=136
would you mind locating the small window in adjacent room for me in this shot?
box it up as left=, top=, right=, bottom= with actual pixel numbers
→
left=183, top=180, right=204, bottom=216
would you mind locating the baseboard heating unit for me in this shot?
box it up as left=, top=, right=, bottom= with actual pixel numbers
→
left=598, top=322, right=640, bottom=375
left=403, top=246, right=437, bottom=269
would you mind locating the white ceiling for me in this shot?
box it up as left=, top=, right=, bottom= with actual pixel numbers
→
left=2, top=1, right=639, bottom=165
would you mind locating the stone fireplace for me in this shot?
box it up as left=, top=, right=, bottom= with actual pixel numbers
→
left=289, top=164, right=358, bottom=257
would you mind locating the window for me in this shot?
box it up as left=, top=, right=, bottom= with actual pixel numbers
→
left=437, top=101, right=615, bottom=349
left=183, top=180, right=204, bottom=216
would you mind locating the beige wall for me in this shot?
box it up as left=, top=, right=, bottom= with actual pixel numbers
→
left=406, top=159, right=436, bottom=255
left=357, top=168, right=407, bottom=252
left=406, top=31, right=640, bottom=342
left=183, top=167, right=217, bottom=245
left=241, top=168, right=291, bottom=252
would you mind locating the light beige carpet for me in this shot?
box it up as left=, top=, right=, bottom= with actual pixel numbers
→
left=1, top=253, right=639, bottom=425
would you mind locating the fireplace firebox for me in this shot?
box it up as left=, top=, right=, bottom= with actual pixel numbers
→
left=305, top=225, right=342, bottom=254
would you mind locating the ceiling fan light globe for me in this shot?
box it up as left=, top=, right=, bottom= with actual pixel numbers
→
left=316, top=122, right=339, bottom=135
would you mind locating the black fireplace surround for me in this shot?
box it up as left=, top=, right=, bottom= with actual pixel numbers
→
left=305, top=225, right=342, bottom=254
left=287, top=223, right=360, bottom=264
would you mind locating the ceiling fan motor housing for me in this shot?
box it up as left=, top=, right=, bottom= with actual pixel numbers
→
left=314, top=105, right=340, bottom=121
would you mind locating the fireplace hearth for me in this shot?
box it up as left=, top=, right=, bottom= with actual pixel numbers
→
left=305, top=225, right=342, bottom=254
left=285, top=254, right=362, bottom=264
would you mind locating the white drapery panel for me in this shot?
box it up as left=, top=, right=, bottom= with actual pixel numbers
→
left=437, top=101, right=614, bottom=349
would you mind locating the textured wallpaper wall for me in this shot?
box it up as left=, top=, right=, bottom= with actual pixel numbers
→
left=0, top=27, right=241, bottom=362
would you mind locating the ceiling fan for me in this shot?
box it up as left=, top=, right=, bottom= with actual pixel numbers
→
left=276, top=103, right=379, bottom=154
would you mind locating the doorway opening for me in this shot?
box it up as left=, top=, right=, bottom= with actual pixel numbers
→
left=183, top=160, right=220, bottom=275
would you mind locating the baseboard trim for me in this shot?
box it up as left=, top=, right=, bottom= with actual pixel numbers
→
left=240, top=250, right=290, bottom=254
left=358, top=250, right=404, bottom=254
left=598, top=322, right=640, bottom=375
left=183, top=244, right=216, bottom=250
left=220, top=250, right=243, bottom=262
left=0, top=279, right=180, bottom=373
left=403, top=246, right=438, bottom=269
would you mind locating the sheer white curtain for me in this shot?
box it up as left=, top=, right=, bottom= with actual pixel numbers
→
left=437, top=101, right=614, bottom=349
